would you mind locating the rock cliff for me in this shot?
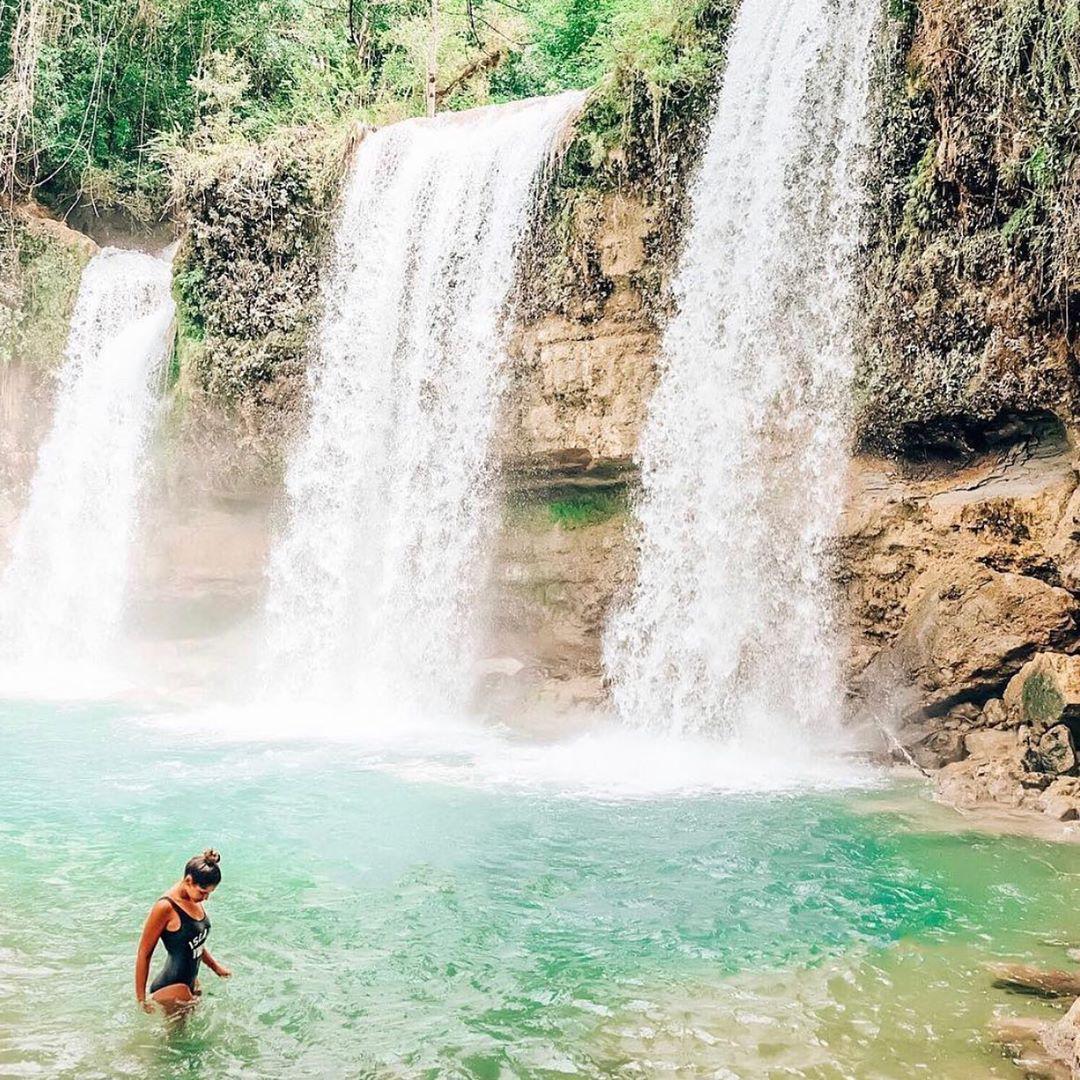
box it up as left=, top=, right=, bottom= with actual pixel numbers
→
left=3, top=0, right=1078, bottom=774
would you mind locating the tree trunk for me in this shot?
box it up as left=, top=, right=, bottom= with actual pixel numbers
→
left=425, top=0, right=438, bottom=119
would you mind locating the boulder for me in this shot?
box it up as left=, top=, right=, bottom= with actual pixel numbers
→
left=1039, top=724, right=1078, bottom=776
left=860, top=567, right=1078, bottom=716
left=964, top=728, right=1018, bottom=760
left=936, top=754, right=1032, bottom=810
left=913, top=728, right=967, bottom=768
left=1004, top=653, right=1080, bottom=731
left=1037, top=778, right=1080, bottom=821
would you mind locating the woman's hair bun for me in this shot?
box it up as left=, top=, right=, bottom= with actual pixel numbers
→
left=184, top=848, right=222, bottom=885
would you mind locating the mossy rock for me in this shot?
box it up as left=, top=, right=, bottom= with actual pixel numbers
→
left=1022, top=672, right=1066, bottom=728
left=1004, top=653, right=1080, bottom=732
left=0, top=208, right=97, bottom=370
left=547, top=489, right=627, bottom=529
left=170, top=124, right=356, bottom=406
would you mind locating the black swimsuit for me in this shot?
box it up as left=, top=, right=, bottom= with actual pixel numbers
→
left=150, top=896, right=210, bottom=994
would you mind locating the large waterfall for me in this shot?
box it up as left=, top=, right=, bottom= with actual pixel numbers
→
left=604, top=0, right=879, bottom=737
left=0, top=248, right=175, bottom=682
left=263, top=93, right=583, bottom=713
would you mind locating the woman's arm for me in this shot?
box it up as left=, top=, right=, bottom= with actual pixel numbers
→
left=202, top=948, right=231, bottom=978
left=135, top=900, right=172, bottom=1007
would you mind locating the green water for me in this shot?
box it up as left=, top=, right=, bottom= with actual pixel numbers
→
left=2, top=702, right=1078, bottom=1078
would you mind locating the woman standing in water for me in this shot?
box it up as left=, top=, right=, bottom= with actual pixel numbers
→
left=135, top=849, right=231, bottom=1010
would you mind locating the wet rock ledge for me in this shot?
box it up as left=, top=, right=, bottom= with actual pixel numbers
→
left=837, top=413, right=1080, bottom=823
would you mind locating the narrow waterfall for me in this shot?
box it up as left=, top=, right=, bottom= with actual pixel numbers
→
left=604, top=0, right=879, bottom=737
left=0, top=248, right=175, bottom=678
left=263, top=93, right=583, bottom=712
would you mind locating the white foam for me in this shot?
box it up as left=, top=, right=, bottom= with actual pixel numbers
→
left=141, top=701, right=876, bottom=800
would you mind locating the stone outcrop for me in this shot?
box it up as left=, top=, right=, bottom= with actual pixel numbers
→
left=840, top=418, right=1080, bottom=716
left=994, top=993, right=1080, bottom=1078
left=839, top=415, right=1080, bottom=820
left=858, top=565, right=1077, bottom=716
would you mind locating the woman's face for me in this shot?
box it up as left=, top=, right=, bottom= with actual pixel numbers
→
left=183, top=876, right=217, bottom=903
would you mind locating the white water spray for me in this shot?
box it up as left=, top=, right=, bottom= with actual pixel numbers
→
left=0, top=248, right=174, bottom=681
left=604, top=0, right=879, bottom=738
left=263, top=93, right=583, bottom=713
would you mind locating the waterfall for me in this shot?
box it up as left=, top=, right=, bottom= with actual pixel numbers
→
left=604, top=0, right=879, bottom=737
left=0, top=248, right=175, bottom=680
left=263, top=93, right=583, bottom=713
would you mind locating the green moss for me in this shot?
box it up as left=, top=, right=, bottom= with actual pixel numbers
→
left=0, top=217, right=94, bottom=371
left=1022, top=671, right=1065, bottom=727
left=856, top=0, right=1080, bottom=452
left=547, top=489, right=627, bottom=528
left=888, top=0, right=920, bottom=29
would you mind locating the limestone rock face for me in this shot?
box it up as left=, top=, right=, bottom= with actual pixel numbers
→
left=481, top=502, right=635, bottom=711
left=505, top=191, right=662, bottom=474
left=840, top=425, right=1080, bottom=726
left=484, top=187, right=667, bottom=705
left=508, top=314, right=656, bottom=469
left=859, top=565, right=1077, bottom=716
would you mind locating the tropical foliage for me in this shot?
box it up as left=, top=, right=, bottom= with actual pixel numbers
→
left=0, top=0, right=729, bottom=220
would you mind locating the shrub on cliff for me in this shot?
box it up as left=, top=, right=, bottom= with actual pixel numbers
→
left=858, top=0, right=1080, bottom=453
left=167, top=125, right=354, bottom=431
left=519, top=0, right=734, bottom=322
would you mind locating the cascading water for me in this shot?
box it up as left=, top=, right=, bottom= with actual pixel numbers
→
left=0, top=248, right=175, bottom=682
left=604, top=0, right=879, bottom=738
left=263, top=93, right=584, bottom=714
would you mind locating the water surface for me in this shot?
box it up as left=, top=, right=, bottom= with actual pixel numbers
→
left=2, top=702, right=1075, bottom=1077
